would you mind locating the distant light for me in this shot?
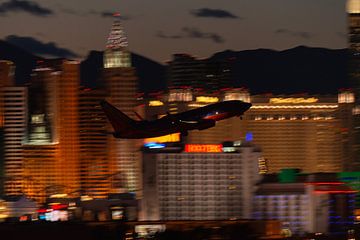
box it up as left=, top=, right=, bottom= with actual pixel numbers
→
left=223, top=147, right=236, bottom=152
left=144, top=142, right=166, bottom=149
left=245, top=132, right=253, bottom=141
left=233, top=140, right=242, bottom=146
left=149, top=100, right=164, bottom=107
left=338, top=92, right=355, bottom=103
left=49, top=193, right=68, bottom=198
left=80, top=195, right=93, bottom=201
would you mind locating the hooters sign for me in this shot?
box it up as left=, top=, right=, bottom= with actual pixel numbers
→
left=185, top=144, right=222, bottom=153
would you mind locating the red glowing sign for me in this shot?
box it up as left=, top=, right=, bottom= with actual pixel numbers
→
left=185, top=144, right=222, bottom=153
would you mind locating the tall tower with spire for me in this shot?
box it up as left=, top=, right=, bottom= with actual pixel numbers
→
left=104, top=13, right=131, bottom=68
left=103, top=13, right=140, bottom=194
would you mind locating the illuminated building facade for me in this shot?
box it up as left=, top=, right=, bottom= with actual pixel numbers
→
left=3, top=87, right=27, bottom=195
left=253, top=171, right=356, bottom=234
left=52, top=61, right=80, bottom=198
left=103, top=14, right=140, bottom=193
left=21, top=68, right=58, bottom=203
left=347, top=0, right=360, bottom=169
left=20, top=61, right=80, bottom=202
left=145, top=89, right=353, bottom=173
left=243, top=94, right=353, bottom=173
left=141, top=143, right=261, bottom=221
left=22, top=144, right=58, bottom=203
left=0, top=61, right=15, bottom=195
left=78, top=88, right=110, bottom=198
left=103, top=13, right=131, bottom=68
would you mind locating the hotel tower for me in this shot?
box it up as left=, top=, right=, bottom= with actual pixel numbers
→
left=103, top=14, right=140, bottom=193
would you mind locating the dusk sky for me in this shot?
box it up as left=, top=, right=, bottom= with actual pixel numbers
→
left=0, top=0, right=348, bottom=63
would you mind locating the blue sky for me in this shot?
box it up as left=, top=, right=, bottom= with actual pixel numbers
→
left=0, top=0, right=348, bottom=62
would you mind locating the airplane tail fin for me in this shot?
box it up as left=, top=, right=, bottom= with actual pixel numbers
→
left=100, top=100, right=136, bottom=134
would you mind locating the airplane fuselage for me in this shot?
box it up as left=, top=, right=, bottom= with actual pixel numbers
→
left=112, top=100, right=251, bottom=139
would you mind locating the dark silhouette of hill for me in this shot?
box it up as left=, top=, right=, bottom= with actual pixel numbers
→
left=0, top=40, right=349, bottom=94
left=210, top=46, right=349, bottom=94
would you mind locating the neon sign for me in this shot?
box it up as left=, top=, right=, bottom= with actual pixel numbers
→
left=185, top=144, right=222, bottom=153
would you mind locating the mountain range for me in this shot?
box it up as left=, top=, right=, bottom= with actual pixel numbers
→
left=0, top=40, right=350, bottom=95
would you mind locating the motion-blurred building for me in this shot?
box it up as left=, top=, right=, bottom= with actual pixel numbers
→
left=141, top=142, right=262, bottom=221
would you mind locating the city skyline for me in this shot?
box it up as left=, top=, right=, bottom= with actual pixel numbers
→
left=0, top=0, right=348, bottom=63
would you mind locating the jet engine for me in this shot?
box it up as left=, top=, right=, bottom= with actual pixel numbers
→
left=197, top=119, right=216, bottom=130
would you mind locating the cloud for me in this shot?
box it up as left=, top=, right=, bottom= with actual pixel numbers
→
left=157, top=27, right=225, bottom=44
left=61, top=8, right=78, bottom=15
left=0, top=0, right=53, bottom=17
left=5, top=35, right=78, bottom=58
left=275, top=28, right=313, bottom=39
left=88, top=10, right=130, bottom=20
left=156, top=31, right=182, bottom=39
left=191, top=8, right=239, bottom=19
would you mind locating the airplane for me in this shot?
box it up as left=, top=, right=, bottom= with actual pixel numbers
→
left=100, top=100, right=252, bottom=139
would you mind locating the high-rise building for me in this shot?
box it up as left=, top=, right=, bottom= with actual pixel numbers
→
left=168, top=54, right=204, bottom=90
left=0, top=60, right=15, bottom=196
left=347, top=0, right=360, bottom=169
left=3, top=87, right=27, bottom=195
left=21, top=67, right=58, bottom=202
left=167, top=54, right=231, bottom=92
left=141, top=142, right=261, bottom=221
left=19, top=61, right=80, bottom=202
left=56, top=61, right=80, bottom=196
left=103, top=14, right=140, bottom=193
left=78, top=87, right=110, bottom=198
